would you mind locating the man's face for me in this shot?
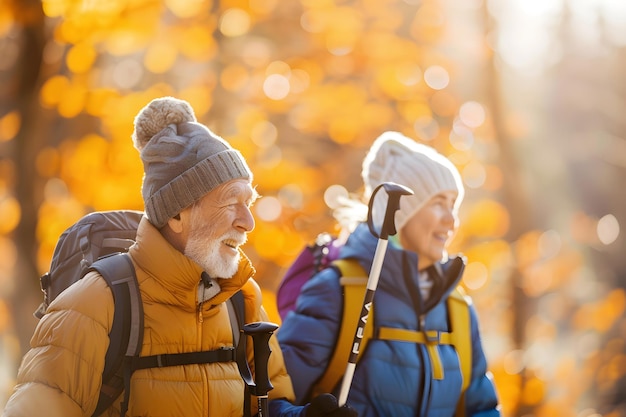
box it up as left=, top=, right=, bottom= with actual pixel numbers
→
left=183, top=179, right=257, bottom=278
left=398, top=190, right=459, bottom=271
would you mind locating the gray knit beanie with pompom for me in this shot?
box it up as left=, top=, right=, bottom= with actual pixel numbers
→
left=132, top=96, right=252, bottom=228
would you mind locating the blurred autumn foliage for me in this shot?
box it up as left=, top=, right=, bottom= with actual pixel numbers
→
left=1, top=0, right=625, bottom=416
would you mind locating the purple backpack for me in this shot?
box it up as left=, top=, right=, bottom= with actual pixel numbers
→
left=276, top=233, right=344, bottom=320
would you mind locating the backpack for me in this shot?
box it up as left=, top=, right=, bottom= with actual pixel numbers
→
left=276, top=234, right=473, bottom=413
left=276, top=232, right=343, bottom=320
left=35, top=210, right=247, bottom=417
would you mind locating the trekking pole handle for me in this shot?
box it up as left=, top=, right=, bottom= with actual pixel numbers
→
left=367, top=182, right=414, bottom=240
left=243, top=321, right=279, bottom=416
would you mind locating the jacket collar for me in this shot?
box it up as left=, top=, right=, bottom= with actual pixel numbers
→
left=341, top=222, right=465, bottom=300
left=130, top=216, right=256, bottom=308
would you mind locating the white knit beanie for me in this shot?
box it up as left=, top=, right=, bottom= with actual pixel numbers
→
left=132, top=97, right=253, bottom=228
left=362, top=131, right=464, bottom=231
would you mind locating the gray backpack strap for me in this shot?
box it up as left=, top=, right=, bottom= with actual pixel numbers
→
left=88, top=253, right=143, bottom=417
left=226, top=294, right=241, bottom=348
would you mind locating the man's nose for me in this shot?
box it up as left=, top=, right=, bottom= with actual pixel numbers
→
left=235, top=205, right=255, bottom=232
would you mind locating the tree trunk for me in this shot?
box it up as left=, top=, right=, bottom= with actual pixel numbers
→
left=8, top=0, right=47, bottom=357
left=482, top=5, right=535, bottom=417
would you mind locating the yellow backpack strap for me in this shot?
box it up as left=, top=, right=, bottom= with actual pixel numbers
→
left=376, top=286, right=472, bottom=417
left=448, top=286, right=472, bottom=417
left=311, top=259, right=371, bottom=398
left=310, top=262, right=472, bottom=417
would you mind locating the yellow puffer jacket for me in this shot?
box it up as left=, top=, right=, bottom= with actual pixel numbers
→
left=3, top=217, right=295, bottom=417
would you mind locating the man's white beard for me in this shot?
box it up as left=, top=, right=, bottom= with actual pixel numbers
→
left=184, top=219, right=243, bottom=279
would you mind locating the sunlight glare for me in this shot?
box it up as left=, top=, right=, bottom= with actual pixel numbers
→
left=459, top=101, right=486, bottom=128
left=220, top=8, right=251, bottom=37
left=324, top=184, right=349, bottom=210
left=250, top=121, right=278, bottom=148
left=111, top=59, right=143, bottom=89
left=423, top=65, right=449, bottom=90
left=278, top=184, right=304, bottom=210
left=462, top=162, right=486, bottom=189
left=263, top=74, right=290, bottom=100
left=255, top=196, right=282, bottom=222
left=597, top=214, right=619, bottom=245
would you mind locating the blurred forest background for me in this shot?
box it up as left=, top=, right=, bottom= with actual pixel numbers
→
left=0, top=0, right=625, bottom=416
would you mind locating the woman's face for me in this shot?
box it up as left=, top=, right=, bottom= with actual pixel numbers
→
left=398, top=190, right=459, bottom=271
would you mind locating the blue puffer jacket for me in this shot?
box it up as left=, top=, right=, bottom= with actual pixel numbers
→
left=278, top=223, right=501, bottom=417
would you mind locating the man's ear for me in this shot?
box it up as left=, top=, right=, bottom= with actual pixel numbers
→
left=161, top=212, right=188, bottom=254
left=167, top=213, right=184, bottom=233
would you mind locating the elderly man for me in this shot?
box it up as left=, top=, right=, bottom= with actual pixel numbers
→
left=3, top=97, right=356, bottom=417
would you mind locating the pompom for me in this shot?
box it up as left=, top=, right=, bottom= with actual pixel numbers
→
left=132, top=96, right=197, bottom=151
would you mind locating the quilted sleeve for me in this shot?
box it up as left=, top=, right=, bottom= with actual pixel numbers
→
left=3, top=272, right=114, bottom=417
left=241, top=279, right=297, bottom=407
left=276, top=267, right=344, bottom=405
left=465, top=303, right=502, bottom=417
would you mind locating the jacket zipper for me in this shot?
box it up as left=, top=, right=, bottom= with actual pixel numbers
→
left=418, top=313, right=435, bottom=415
left=196, top=284, right=204, bottom=331
left=198, top=280, right=208, bottom=325
left=197, top=303, right=204, bottom=323
left=196, top=284, right=210, bottom=413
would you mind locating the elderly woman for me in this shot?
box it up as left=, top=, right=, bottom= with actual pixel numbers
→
left=278, top=131, right=501, bottom=417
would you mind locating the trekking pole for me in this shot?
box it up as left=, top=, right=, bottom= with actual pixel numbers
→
left=337, top=182, right=414, bottom=406
left=243, top=321, right=279, bottom=417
